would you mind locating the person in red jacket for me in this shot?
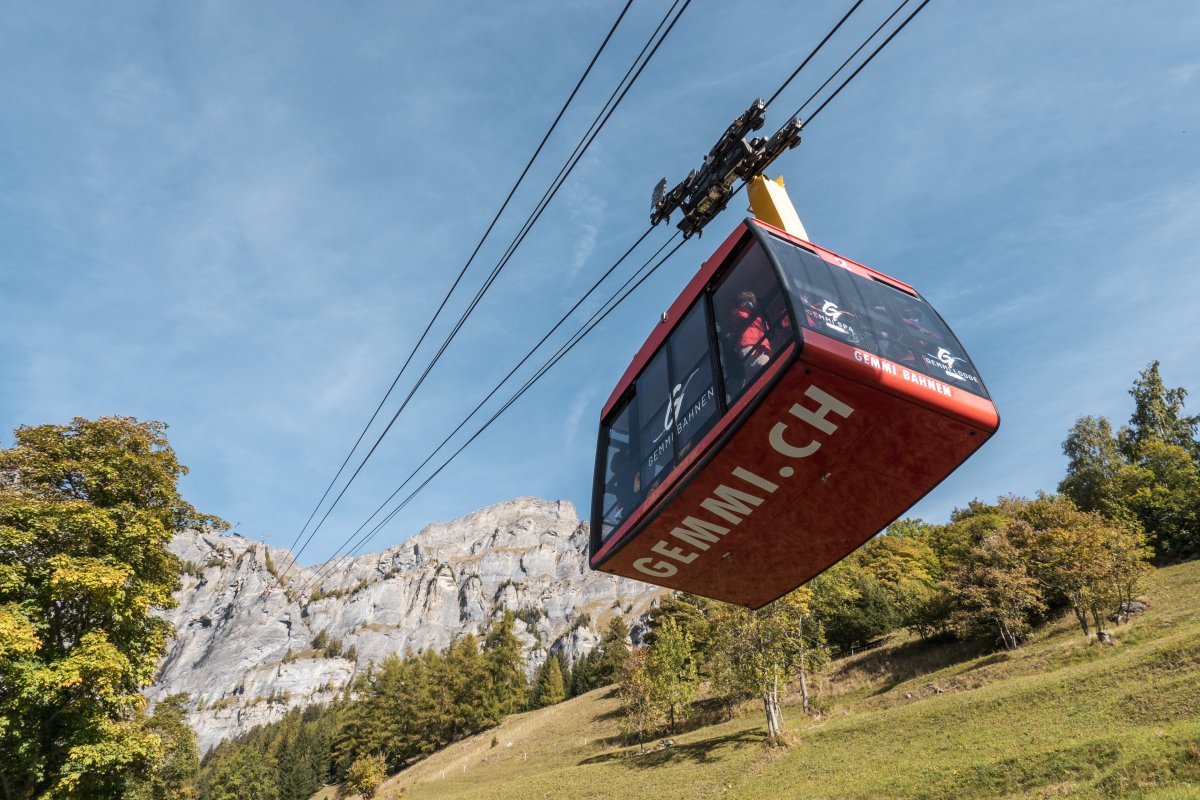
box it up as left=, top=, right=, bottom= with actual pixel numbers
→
left=730, top=290, right=772, bottom=370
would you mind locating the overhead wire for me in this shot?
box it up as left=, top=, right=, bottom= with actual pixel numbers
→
left=276, top=0, right=636, bottom=584
left=288, top=232, right=680, bottom=599
left=762, top=0, right=866, bottom=109
left=279, top=0, right=693, bottom=579
left=289, top=233, right=685, bottom=601
left=280, top=0, right=936, bottom=601
left=803, top=0, right=932, bottom=126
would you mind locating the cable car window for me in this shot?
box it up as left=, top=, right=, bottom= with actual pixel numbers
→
left=769, top=240, right=875, bottom=351
left=712, top=242, right=790, bottom=404
left=637, top=349, right=675, bottom=495
left=667, top=301, right=719, bottom=462
left=873, top=284, right=987, bottom=396
left=766, top=234, right=988, bottom=398
left=598, top=401, right=637, bottom=542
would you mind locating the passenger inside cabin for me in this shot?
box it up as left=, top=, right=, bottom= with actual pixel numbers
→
left=729, top=290, right=773, bottom=377
left=873, top=304, right=917, bottom=366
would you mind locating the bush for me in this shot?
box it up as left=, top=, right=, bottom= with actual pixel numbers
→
left=342, top=753, right=386, bottom=799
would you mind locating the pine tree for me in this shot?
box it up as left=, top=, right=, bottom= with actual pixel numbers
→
left=1119, top=360, right=1200, bottom=460
left=483, top=611, right=528, bottom=715
left=596, top=616, right=631, bottom=685
left=568, top=648, right=598, bottom=696
left=532, top=653, right=566, bottom=708
left=443, top=635, right=498, bottom=738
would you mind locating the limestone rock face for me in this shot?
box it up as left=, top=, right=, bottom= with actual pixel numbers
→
left=147, top=498, right=659, bottom=751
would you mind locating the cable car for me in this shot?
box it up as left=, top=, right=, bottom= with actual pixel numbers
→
left=589, top=174, right=999, bottom=608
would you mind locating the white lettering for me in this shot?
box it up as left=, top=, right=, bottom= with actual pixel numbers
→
left=701, top=485, right=765, bottom=524
left=633, top=558, right=678, bottom=578
left=732, top=466, right=779, bottom=493
left=651, top=540, right=699, bottom=564
left=792, top=384, right=855, bottom=435
left=770, top=422, right=820, bottom=458
left=901, top=368, right=953, bottom=397
left=669, top=517, right=730, bottom=550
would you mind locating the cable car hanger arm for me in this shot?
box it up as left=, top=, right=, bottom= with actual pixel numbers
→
left=650, top=98, right=804, bottom=239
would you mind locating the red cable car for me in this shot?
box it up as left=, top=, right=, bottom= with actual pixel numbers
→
left=589, top=215, right=999, bottom=608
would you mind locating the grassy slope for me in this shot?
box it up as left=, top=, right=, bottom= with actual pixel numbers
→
left=323, top=562, right=1200, bottom=800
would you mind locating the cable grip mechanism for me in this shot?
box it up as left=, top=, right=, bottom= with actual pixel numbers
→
left=651, top=99, right=803, bottom=238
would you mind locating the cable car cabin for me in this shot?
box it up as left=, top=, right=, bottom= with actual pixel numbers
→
left=590, top=218, right=999, bottom=608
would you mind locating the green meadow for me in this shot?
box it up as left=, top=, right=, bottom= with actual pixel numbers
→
left=327, top=560, right=1200, bottom=800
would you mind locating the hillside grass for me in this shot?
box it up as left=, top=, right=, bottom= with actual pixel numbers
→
left=323, top=561, right=1200, bottom=800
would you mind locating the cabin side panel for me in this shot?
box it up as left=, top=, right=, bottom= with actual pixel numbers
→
left=595, top=356, right=994, bottom=607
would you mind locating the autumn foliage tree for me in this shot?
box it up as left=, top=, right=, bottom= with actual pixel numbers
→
left=616, top=648, right=663, bottom=751
left=0, top=417, right=222, bottom=800
left=708, top=589, right=818, bottom=742
left=1061, top=361, right=1200, bottom=561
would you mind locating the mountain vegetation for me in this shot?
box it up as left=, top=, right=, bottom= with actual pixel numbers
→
left=194, top=613, right=633, bottom=799
left=337, top=557, right=1200, bottom=800
left=2, top=361, right=1198, bottom=800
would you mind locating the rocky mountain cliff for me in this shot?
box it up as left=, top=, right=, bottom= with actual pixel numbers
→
left=147, top=498, right=660, bottom=751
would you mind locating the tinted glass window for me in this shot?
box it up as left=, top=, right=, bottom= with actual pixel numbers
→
left=636, top=349, right=674, bottom=495
left=765, top=234, right=987, bottom=398
left=667, top=302, right=719, bottom=462
left=874, top=283, right=986, bottom=393
left=598, top=402, right=636, bottom=542
left=712, top=242, right=791, bottom=404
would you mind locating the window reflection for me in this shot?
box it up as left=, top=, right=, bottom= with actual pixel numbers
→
left=599, top=403, right=635, bottom=542
left=766, top=235, right=987, bottom=398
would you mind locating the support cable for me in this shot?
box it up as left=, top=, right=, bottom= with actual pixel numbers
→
left=291, top=234, right=685, bottom=601
left=763, top=0, right=866, bottom=108
left=276, top=0, right=636, bottom=583
left=280, top=0, right=693, bottom=577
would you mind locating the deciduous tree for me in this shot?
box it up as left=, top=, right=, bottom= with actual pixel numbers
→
left=709, top=589, right=814, bottom=742
left=0, top=417, right=222, bottom=800
left=943, top=521, right=1044, bottom=650
left=616, top=648, right=663, bottom=751
left=644, top=618, right=697, bottom=732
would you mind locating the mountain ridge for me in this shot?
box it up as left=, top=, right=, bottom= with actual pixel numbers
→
left=148, top=497, right=661, bottom=750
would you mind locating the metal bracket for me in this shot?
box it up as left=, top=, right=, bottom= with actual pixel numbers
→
left=651, top=99, right=803, bottom=238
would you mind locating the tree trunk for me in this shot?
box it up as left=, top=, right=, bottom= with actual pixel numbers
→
left=997, top=620, right=1012, bottom=650
left=1090, top=607, right=1105, bottom=639
left=763, top=671, right=784, bottom=741
left=1072, top=604, right=1090, bottom=638
left=797, top=617, right=810, bottom=716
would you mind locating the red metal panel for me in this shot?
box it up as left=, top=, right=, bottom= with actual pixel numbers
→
left=594, top=339, right=997, bottom=608
left=593, top=342, right=798, bottom=565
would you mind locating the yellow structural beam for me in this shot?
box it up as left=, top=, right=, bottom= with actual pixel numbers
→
left=747, top=174, right=809, bottom=241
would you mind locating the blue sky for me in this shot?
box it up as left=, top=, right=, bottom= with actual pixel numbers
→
left=3, top=1, right=1199, bottom=566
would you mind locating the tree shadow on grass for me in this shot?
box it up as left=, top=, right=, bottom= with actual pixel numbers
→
left=591, top=688, right=624, bottom=723
left=578, top=730, right=764, bottom=769
left=830, top=635, right=993, bottom=698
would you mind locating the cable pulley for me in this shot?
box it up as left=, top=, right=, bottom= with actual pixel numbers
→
left=650, top=98, right=803, bottom=238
